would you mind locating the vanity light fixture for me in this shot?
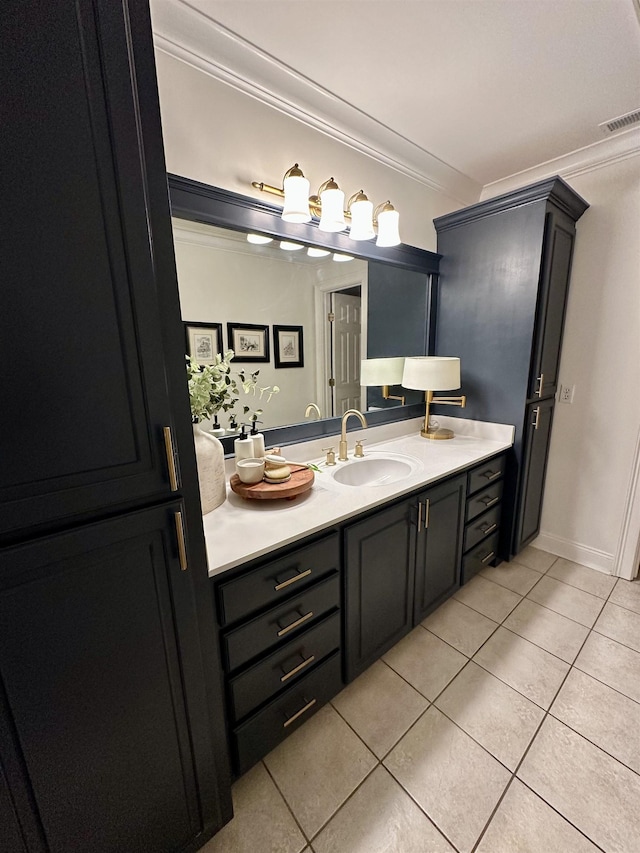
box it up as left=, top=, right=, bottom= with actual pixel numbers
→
left=332, top=253, right=354, bottom=262
left=402, top=356, right=466, bottom=440
left=279, top=240, right=304, bottom=251
left=307, top=247, right=331, bottom=258
left=246, top=233, right=273, bottom=245
left=251, top=164, right=401, bottom=246
left=360, top=357, right=406, bottom=404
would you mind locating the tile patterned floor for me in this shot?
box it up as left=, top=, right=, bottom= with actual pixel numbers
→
left=201, top=548, right=640, bottom=853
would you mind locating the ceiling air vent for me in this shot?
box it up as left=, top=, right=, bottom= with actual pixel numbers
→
left=598, top=109, right=640, bottom=134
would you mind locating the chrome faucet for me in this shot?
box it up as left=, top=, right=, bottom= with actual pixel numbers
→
left=339, top=409, right=368, bottom=461
left=304, top=402, right=322, bottom=419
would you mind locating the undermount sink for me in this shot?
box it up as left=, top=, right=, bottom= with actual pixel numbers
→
left=330, top=454, right=420, bottom=487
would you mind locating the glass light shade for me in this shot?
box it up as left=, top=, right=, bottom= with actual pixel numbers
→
left=402, top=357, right=461, bottom=391
left=282, top=174, right=311, bottom=223
left=279, top=241, right=304, bottom=251
left=319, top=187, right=346, bottom=232
left=332, top=253, right=354, bottom=262
left=349, top=198, right=375, bottom=241
left=376, top=208, right=401, bottom=247
left=360, top=357, right=405, bottom=387
left=246, top=233, right=273, bottom=245
left=307, top=247, right=331, bottom=258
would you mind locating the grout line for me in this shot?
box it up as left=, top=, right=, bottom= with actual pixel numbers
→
left=591, top=623, right=640, bottom=657
left=260, top=759, right=312, bottom=846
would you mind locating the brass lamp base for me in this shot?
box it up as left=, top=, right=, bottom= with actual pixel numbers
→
left=420, top=427, right=454, bottom=440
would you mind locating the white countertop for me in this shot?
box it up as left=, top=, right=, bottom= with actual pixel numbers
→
left=203, top=416, right=514, bottom=578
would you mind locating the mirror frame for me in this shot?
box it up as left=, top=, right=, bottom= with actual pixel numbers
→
left=168, top=173, right=441, bottom=453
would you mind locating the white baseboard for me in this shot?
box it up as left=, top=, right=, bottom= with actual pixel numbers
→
left=531, top=532, right=614, bottom=576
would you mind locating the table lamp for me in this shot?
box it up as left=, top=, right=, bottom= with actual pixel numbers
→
left=402, top=356, right=466, bottom=439
left=360, top=357, right=406, bottom=405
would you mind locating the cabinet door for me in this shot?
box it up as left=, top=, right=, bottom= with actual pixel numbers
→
left=345, top=499, right=416, bottom=681
left=414, top=475, right=466, bottom=623
left=0, top=506, right=217, bottom=853
left=515, top=399, right=554, bottom=551
left=0, top=0, right=185, bottom=538
left=528, top=209, right=576, bottom=401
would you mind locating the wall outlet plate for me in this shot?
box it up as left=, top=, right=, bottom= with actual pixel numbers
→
left=560, top=384, right=575, bottom=404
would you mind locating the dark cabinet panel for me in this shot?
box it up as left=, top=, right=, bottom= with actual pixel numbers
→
left=414, top=475, right=466, bottom=622
left=515, top=399, right=555, bottom=550
left=0, top=764, right=26, bottom=853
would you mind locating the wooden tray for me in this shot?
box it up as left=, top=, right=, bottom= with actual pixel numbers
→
left=230, top=466, right=314, bottom=501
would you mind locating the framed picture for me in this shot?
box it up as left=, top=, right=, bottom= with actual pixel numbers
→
left=273, top=325, right=304, bottom=368
left=227, top=323, right=270, bottom=363
left=184, top=322, right=222, bottom=364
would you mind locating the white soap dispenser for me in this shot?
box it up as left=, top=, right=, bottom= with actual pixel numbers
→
left=250, top=419, right=265, bottom=458
left=234, top=424, right=254, bottom=467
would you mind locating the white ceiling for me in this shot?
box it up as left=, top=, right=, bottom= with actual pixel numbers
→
left=151, top=0, right=640, bottom=192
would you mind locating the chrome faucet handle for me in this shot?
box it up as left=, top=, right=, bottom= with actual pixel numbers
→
left=354, top=440, right=366, bottom=458
left=322, top=447, right=336, bottom=466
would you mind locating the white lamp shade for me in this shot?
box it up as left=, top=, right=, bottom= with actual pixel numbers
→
left=279, top=240, right=304, bottom=251
left=307, top=246, right=330, bottom=258
left=376, top=208, right=401, bottom=247
left=360, top=357, right=405, bottom=387
left=349, top=198, right=375, bottom=241
left=282, top=174, right=311, bottom=223
left=319, top=187, right=346, bottom=232
left=402, top=357, right=460, bottom=391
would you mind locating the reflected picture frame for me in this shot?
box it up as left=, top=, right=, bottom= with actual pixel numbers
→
left=184, top=321, right=223, bottom=365
left=227, top=323, right=270, bottom=363
left=273, top=325, right=304, bottom=368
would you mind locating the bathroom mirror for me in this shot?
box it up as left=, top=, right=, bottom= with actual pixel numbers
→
left=168, top=174, right=440, bottom=450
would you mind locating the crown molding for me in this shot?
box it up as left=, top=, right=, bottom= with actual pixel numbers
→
left=480, top=128, right=640, bottom=199
left=151, top=0, right=480, bottom=206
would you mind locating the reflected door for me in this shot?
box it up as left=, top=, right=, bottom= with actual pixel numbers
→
left=331, top=292, right=362, bottom=416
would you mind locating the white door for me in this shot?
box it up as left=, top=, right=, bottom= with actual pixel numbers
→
left=331, top=292, right=362, bottom=416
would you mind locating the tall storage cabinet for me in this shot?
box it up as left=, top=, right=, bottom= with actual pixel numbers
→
left=434, top=178, right=588, bottom=559
left=1, top=2, right=231, bottom=851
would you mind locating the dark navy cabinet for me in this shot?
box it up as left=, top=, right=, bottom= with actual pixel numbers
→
left=434, top=178, right=588, bottom=558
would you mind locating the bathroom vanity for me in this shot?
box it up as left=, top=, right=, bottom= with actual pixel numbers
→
left=204, top=418, right=512, bottom=776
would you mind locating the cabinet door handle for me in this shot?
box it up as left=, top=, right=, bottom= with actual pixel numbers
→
left=536, top=373, right=544, bottom=397
left=480, top=522, right=498, bottom=535
left=274, top=568, right=312, bottom=592
left=417, top=501, right=423, bottom=533
left=277, top=611, right=314, bottom=637
left=163, top=426, right=180, bottom=491
left=532, top=406, right=540, bottom=430
left=283, top=698, right=316, bottom=728
left=280, top=654, right=316, bottom=683
left=483, top=470, right=501, bottom=481
left=423, top=499, right=430, bottom=529
left=481, top=550, right=495, bottom=565
left=173, top=511, right=188, bottom=571
left=481, top=496, right=500, bottom=507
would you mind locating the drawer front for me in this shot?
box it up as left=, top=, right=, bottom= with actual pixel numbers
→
left=462, top=531, right=500, bottom=584
left=218, top=531, right=340, bottom=626
left=464, top=505, right=501, bottom=553
left=233, top=651, right=342, bottom=776
left=466, top=480, right=503, bottom=522
left=224, top=573, right=340, bottom=672
left=467, top=455, right=506, bottom=496
left=229, top=610, right=341, bottom=722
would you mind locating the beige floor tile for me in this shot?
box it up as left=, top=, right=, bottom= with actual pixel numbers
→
left=480, top=560, right=543, bottom=595
left=422, top=597, right=498, bottom=657
left=473, top=626, right=569, bottom=709
left=264, top=704, right=377, bottom=838
left=200, top=762, right=306, bottom=853
left=435, top=661, right=544, bottom=770
left=609, top=577, right=640, bottom=615
left=384, top=706, right=510, bottom=853
left=503, top=598, right=589, bottom=663
left=476, top=778, right=600, bottom=853
left=512, top=546, right=557, bottom=573
left=595, top=600, right=640, bottom=652
left=551, top=668, right=640, bottom=775
left=331, top=660, right=428, bottom=759
left=575, top=631, right=640, bottom=704
left=312, top=766, right=455, bottom=853
left=518, top=716, right=640, bottom=852
left=547, top=558, right=617, bottom=599
left=453, top=575, right=521, bottom=622
left=527, top=575, right=603, bottom=627
left=382, top=626, right=466, bottom=700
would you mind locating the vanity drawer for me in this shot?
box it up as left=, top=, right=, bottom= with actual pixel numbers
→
left=466, top=480, right=503, bottom=522
left=467, top=455, right=505, bottom=496
left=223, top=572, right=340, bottom=672
left=229, top=610, right=341, bottom=722
left=233, top=651, right=342, bottom=776
left=464, top=505, right=501, bottom=553
left=462, top=531, right=500, bottom=583
left=218, top=531, right=339, bottom=626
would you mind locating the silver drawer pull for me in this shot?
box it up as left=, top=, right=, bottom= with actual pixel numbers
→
left=480, top=523, right=498, bottom=535
left=277, top=611, right=314, bottom=637
left=532, top=406, right=540, bottom=430
left=481, top=550, right=496, bottom=565
left=536, top=373, right=544, bottom=398
left=483, top=470, right=501, bottom=481
left=274, top=568, right=312, bottom=592
left=481, top=496, right=500, bottom=507
left=283, top=698, right=317, bottom=728
left=281, top=654, right=316, bottom=683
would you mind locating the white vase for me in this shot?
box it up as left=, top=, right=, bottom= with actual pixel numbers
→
left=192, top=423, right=226, bottom=514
